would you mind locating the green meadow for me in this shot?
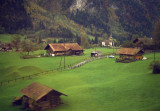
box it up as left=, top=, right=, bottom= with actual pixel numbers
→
left=0, top=34, right=25, bottom=43
left=0, top=49, right=160, bottom=111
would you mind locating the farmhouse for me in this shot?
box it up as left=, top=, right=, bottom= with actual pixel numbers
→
left=1, top=43, right=12, bottom=51
left=45, top=43, right=83, bottom=56
left=116, top=48, right=144, bottom=61
left=13, top=82, right=67, bottom=111
left=102, top=34, right=114, bottom=47
left=91, top=51, right=102, bottom=57
left=133, top=38, right=154, bottom=50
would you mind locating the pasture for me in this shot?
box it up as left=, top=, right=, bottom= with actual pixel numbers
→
left=0, top=50, right=160, bottom=111
left=0, top=34, right=25, bottom=43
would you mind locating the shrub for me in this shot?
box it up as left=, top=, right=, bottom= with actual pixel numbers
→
left=149, top=61, right=160, bottom=74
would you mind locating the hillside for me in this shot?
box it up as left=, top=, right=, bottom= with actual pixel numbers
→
left=0, top=0, right=160, bottom=41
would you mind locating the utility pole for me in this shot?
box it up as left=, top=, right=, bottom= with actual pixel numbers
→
left=64, top=43, right=66, bottom=69
left=154, top=40, right=156, bottom=62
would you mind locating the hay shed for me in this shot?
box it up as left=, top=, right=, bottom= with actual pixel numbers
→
left=91, top=51, right=102, bottom=57
left=13, top=82, right=67, bottom=111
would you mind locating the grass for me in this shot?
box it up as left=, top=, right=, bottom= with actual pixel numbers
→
left=0, top=48, right=113, bottom=82
left=0, top=34, right=26, bottom=43
left=0, top=50, right=160, bottom=111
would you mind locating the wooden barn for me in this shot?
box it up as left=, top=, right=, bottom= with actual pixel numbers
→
left=13, top=82, right=67, bottom=111
left=116, top=48, right=144, bottom=61
left=44, top=43, right=83, bottom=56
left=91, top=51, right=102, bottom=57
left=133, top=38, right=154, bottom=50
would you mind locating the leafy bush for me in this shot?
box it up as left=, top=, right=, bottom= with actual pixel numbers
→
left=149, top=61, right=160, bottom=74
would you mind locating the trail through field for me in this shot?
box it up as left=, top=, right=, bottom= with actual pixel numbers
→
left=70, top=56, right=108, bottom=69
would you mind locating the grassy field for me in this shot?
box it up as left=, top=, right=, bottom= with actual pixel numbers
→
left=0, top=50, right=160, bottom=111
left=0, top=34, right=26, bottom=43
left=0, top=48, right=114, bottom=82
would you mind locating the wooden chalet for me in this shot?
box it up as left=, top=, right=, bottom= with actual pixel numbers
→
left=44, top=43, right=83, bottom=56
left=91, top=51, right=102, bottom=57
left=13, top=82, right=67, bottom=111
left=116, top=48, right=144, bottom=61
left=133, top=38, right=154, bottom=50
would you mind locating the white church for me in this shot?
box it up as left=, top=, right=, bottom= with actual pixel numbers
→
left=102, top=34, right=114, bottom=47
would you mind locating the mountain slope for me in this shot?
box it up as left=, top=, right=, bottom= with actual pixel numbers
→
left=0, top=0, right=160, bottom=41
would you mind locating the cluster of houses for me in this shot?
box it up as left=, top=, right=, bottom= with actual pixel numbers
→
left=0, top=43, right=12, bottom=51
left=11, top=36, right=154, bottom=111
left=116, top=38, right=154, bottom=62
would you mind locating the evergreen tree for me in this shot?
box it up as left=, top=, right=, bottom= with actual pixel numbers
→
left=80, top=34, right=89, bottom=49
left=95, top=36, right=98, bottom=44
left=11, top=34, right=21, bottom=51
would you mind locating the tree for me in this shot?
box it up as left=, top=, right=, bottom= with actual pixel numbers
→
left=80, top=34, right=90, bottom=49
left=131, top=34, right=139, bottom=42
left=102, top=33, right=108, bottom=40
left=11, top=34, right=21, bottom=51
left=95, top=36, right=98, bottom=44
left=21, top=40, right=37, bottom=55
left=152, top=22, right=160, bottom=61
left=76, top=36, right=81, bottom=45
left=53, top=39, right=57, bottom=43
left=149, top=61, right=160, bottom=74
left=153, top=22, right=160, bottom=48
left=122, top=40, right=134, bottom=48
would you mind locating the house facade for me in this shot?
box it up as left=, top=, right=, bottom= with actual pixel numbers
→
left=44, top=43, right=83, bottom=56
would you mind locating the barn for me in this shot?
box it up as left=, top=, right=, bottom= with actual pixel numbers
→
left=13, top=82, right=67, bottom=111
left=133, top=38, right=154, bottom=50
left=44, top=43, right=83, bottom=56
left=91, top=51, right=102, bottom=57
left=116, top=48, right=144, bottom=62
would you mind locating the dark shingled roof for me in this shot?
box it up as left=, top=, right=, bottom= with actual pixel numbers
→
left=45, top=43, right=83, bottom=51
left=133, top=38, right=154, bottom=45
left=20, top=82, right=66, bottom=101
left=116, top=48, right=143, bottom=55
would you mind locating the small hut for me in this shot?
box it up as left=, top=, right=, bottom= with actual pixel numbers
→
left=13, top=82, right=67, bottom=111
left=116, top=48, right=144, bottom=62
left=91, top=51, right=102, bottom=57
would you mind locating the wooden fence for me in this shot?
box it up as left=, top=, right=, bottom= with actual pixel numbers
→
left=0, top=53, right=115, bottom=86
left=69, top=53, right=115, bottom=69
left=0, top=67, right=65, bottom=86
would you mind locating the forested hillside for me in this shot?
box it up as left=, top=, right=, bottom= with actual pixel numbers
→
left=0, top=0, right=160, bottom=42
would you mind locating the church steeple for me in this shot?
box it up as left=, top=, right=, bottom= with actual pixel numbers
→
left=109, top=33, right=113, bottom=41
